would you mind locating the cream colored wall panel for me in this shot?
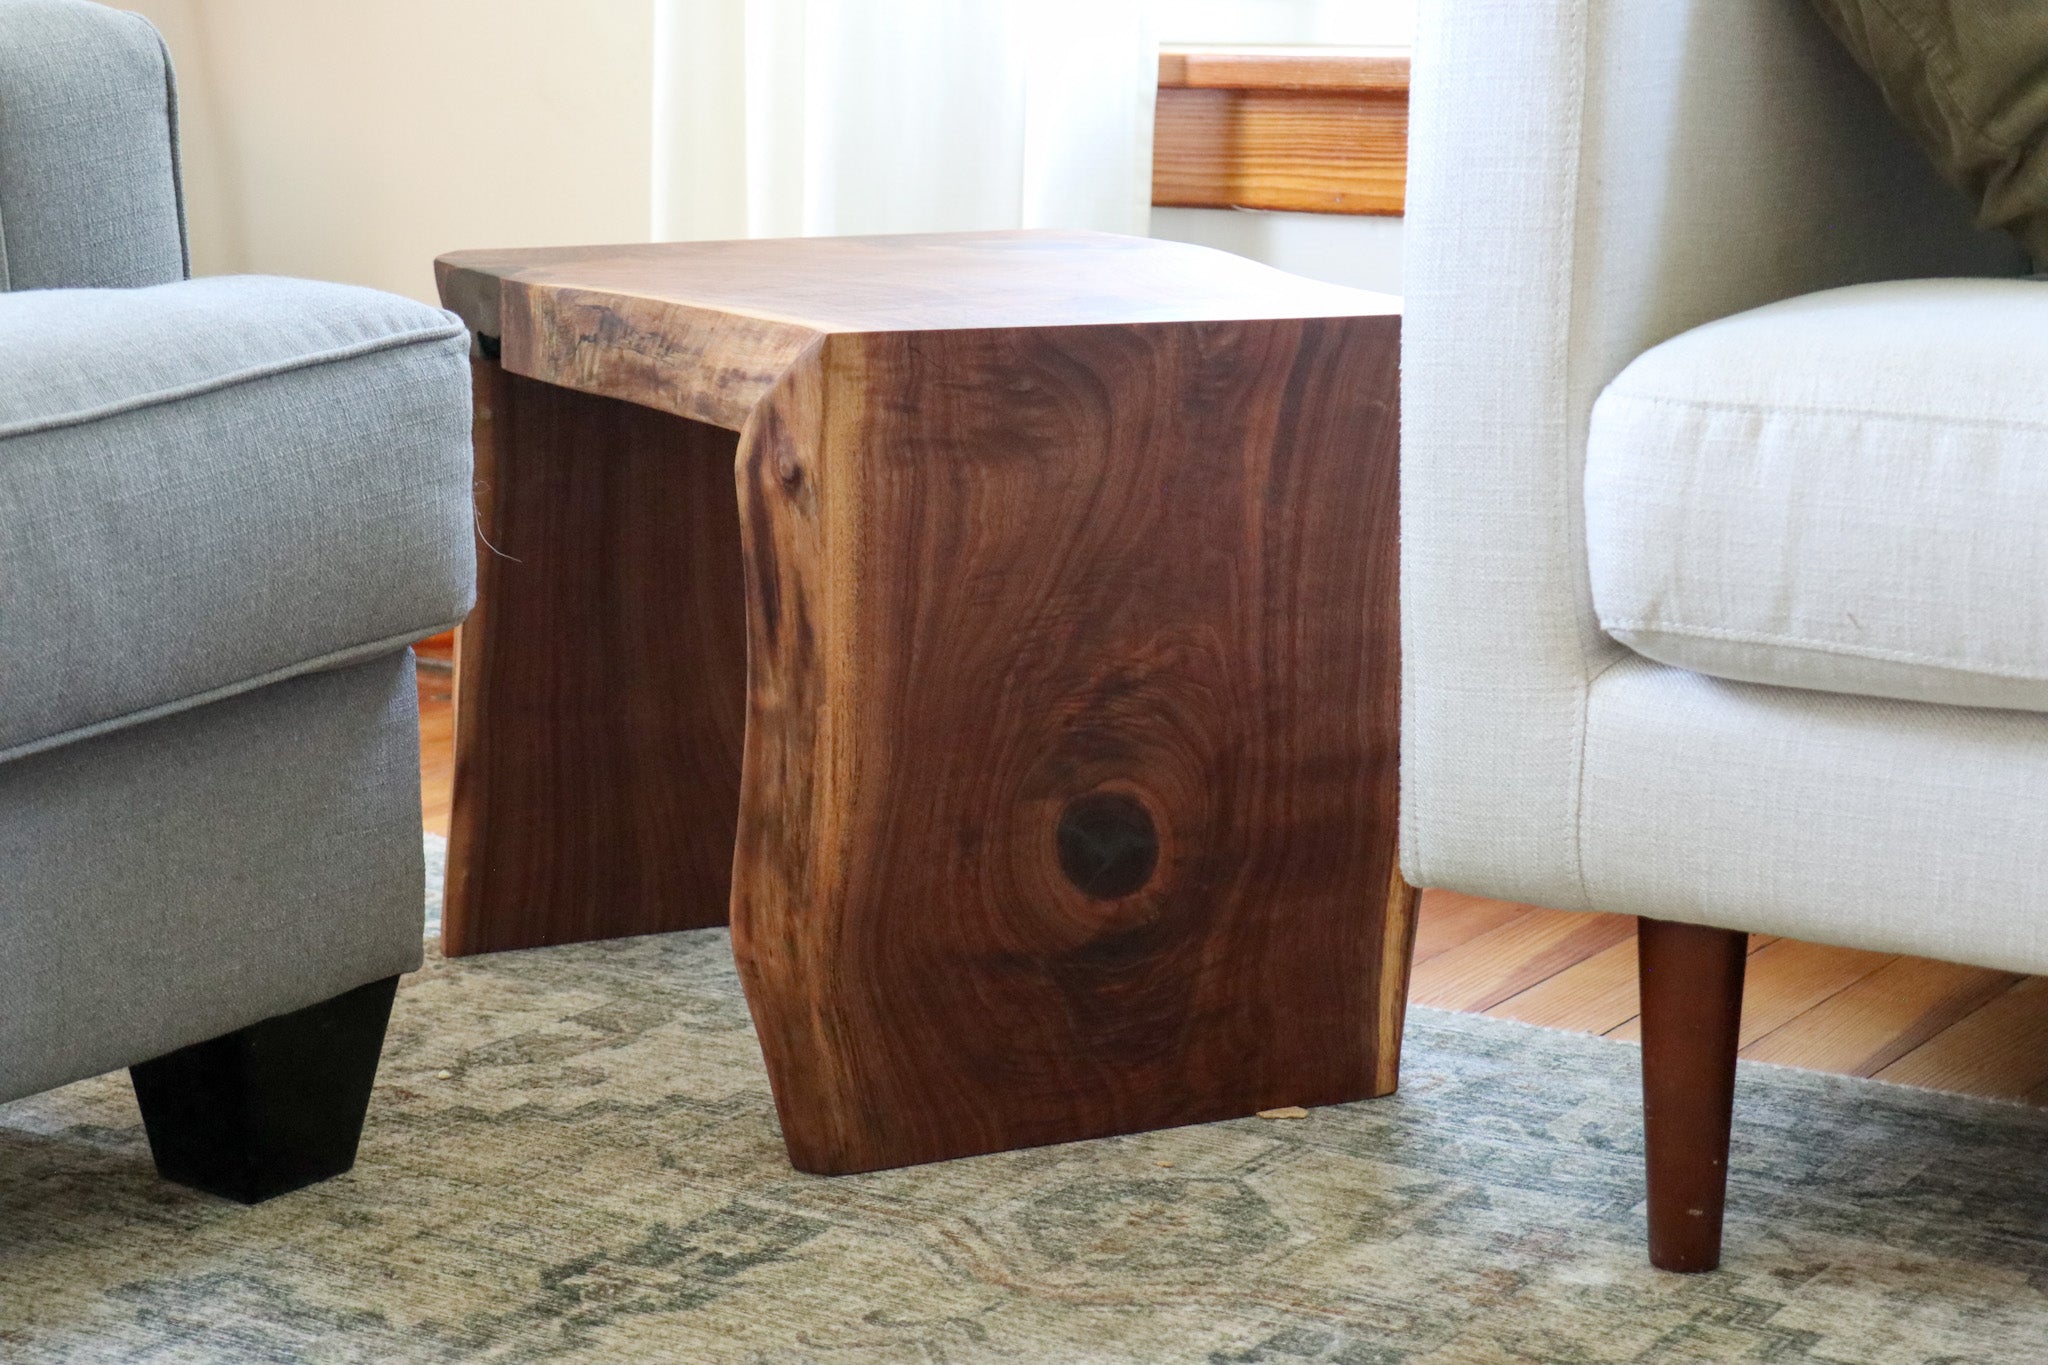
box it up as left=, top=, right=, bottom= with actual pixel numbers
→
left=128, top=0, right=656, bottom=304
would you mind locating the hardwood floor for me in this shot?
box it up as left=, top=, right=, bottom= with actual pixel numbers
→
left=413, top=661, right=2048, bottom=1108
left=417, top=656, right=453, bottom=839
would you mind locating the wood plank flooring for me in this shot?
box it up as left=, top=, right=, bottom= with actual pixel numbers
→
left=413, top=661, right=2048, bottom=1108
left=418, top=657, right=453, bottom=838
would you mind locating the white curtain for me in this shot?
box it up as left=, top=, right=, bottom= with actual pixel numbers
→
left=651, top=0, right=1159, bottom=241
left=1160, top=0, right=1412, bottom=46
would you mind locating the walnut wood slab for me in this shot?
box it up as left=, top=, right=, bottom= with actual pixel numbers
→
left=438, top=230, right=1411, bottom=1174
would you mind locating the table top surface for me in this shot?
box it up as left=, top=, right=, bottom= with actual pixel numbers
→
left=437, top=230, right=1397, bottom=340
left=438, top=230, right=1398, bottom=433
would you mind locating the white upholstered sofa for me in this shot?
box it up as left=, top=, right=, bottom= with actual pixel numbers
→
left=1403, top=0, right=2047, bottom=1270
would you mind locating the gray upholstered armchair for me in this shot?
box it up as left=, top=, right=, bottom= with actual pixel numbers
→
left=0, top=0, right=473, bottom=1200
left=1405, top=0, right=2045, bottom=1270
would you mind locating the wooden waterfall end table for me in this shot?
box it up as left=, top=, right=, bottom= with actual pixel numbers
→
left=434, top=231, right=1412, bottom=1174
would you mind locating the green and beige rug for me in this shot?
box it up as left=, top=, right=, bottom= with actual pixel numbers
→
left=5, top=840, right=2047, bottom=1362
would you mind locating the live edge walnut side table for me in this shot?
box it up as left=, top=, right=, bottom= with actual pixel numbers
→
left=433, top=230, right=1412, bottom=1176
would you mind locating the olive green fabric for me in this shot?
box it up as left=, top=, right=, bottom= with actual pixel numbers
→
left=1808, top=0, right=2048, bottom=265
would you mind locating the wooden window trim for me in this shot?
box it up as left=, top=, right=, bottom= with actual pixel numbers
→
left=1153, top=45, right=1410, bottom=217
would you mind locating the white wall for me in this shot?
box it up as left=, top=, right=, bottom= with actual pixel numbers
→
left=1160, top=0, right=1412, bottom=46
left=1152, top=0, right=1409, bottom=295
left=126, top=4, right=1400, bottom=304
left=1150, top=207, right=1402, bottom=295
left=129, top=0, right=656, bottom=305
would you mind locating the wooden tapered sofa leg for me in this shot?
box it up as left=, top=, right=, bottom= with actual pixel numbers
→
left=1637, top=917, right=1748, bottom=1273
left=128, top=976, right=400, bottom=1204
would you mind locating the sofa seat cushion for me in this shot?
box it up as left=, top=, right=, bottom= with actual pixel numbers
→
left=1586, top=278, right=2048, bottom=713
left=0, top=275, right=474, bottom=761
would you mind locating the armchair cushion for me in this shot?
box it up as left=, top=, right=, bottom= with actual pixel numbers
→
left=1586, top=278, right=2048, bottom=713
left=0, top=275, right=474, bottom=762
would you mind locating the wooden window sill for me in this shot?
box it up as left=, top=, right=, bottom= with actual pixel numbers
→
left=1153, top=45, right=1409, bottom=217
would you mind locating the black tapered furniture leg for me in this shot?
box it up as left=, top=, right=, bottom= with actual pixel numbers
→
left=128, top=975, right=400, bottom=1204
left=1637, top=917, right=1748, bottom=1273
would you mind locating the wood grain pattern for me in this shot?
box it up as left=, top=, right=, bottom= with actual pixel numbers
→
left=1490, top=935, right=1641, bottom=1034
left=442, top=359, right=748, bottom=955
left=1410, top=907, right=1634, bottom=1014
left=1153, top=86, right=1407, bottom=216
left=1638, top=918, right=1748, bottom=1274
left=1158, top=46, right=1410, bottom=94
left=1411, top=891, right=1531, bottom=966
left=1496, top=930, right=1774, bottom=1037
left=1877, top=975, right=2048, bottom=1099
left=418, top=664, right=452, bottom=837
left=502, top=283, right=821, bottom=433
left=731, top=314, right=1408, bottom=1173
left=1604, top=935, right=1892, bottom=1046
left=1727, top=938, right=1891, bottom=1048
left=1376, top=863, right=1422, bottom=1094
left=1740, top=956, right=2021, bottom=1076
left=436, top=233, right=1409, bottom=1174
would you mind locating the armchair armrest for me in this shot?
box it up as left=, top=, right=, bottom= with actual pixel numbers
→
left=0, top=0, right=187, bottom=290
left=0, top=276, right=474, bottom=761
left=1399, top=0, right=2024, bottom=907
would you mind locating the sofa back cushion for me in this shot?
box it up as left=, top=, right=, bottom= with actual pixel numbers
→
left=1809, top=0, right=2048, bottom=265
left=0, top=0, right=186, bottom=291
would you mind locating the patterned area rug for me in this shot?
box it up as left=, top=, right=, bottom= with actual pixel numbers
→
left=5, top=841, right=2048, bottom=1363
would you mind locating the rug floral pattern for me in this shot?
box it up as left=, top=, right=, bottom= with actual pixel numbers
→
left=5, top=850, right=2048, bottom=1362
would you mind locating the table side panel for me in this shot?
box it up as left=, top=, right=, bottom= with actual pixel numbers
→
left=443, top=360, right=749, bottom=954
left=730, top=314, right=1407, bottom=1172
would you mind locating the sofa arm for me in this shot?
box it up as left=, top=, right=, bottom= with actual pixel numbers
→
left=1399, top=0, right=2025, bottom=908
left=0, top=276, right=474, bottom=762
left=0, top=0, right=187, bottom=291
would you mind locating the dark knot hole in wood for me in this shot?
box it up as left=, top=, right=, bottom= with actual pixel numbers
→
left=1056, top=791, right=1160, bottom=900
